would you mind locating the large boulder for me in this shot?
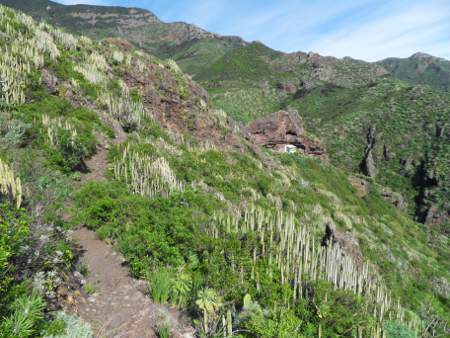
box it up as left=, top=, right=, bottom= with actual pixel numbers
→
left=246, top=110, right=325, bottom=157
left=322, top=223, right=363, bottom=265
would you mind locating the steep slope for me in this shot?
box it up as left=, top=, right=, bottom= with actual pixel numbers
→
left=285, top=77, right=450, bottom=229
left=0, top=4, right=448, bottom=338
left=0, top=0, right=245, bottom=72
left=379, top=53, right=450, bottom=91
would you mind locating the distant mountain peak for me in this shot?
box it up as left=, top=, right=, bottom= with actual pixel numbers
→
left=410, top=52, right=440, bottom=60
left=411, top=51, right=432, bottom=58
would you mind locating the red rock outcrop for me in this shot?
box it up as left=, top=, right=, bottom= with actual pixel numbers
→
left=246, top=110, right=325, bottom=157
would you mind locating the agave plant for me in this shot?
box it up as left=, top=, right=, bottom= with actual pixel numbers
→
left=0, top=293, right=44, bottom=337
left=196, top=288, right=223, bottom=337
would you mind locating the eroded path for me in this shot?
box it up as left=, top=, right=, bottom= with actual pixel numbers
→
left=73, top=228, right=193, bottom=338
left=72, top=116, right=194, bottom=337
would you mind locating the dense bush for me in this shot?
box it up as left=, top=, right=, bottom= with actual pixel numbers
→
left=383, top=321, right=417, bottom=338
left=0, top=204, right=49, bottom=338
left=0, top=204, right=30, bottom=312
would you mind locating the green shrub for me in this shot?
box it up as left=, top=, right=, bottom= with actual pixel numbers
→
left=0, top=204, right=30, bottom=313
left=148, top=268, right=172, bottom=304
left=44, top=311, right=93, bottom=338
left=238, top=308, right=303, bottom=338
left=154, top=323, right=170, bottom=338
left=170, top=269, right=192, bottom=307
left=12, top=94, right=101, bottom=172
left=383, top=321, right=417, bottom=338
left=0, top=293, right=44, bottom=338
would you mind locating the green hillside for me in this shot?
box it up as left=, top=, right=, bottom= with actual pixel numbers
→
left=285, top=79, right=450, bottom=229
left=0, top=3, right=448, bottom=338
left=379, top=53, right=450, bottom=91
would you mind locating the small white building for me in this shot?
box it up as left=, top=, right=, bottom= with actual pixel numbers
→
left=284, top=144, right=297, bottom=154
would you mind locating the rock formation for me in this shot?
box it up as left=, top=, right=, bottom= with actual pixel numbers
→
left=245, top=110, right=325, bottom=157
left=321, top=223, right=363, bottom=265
left=361, top=126, right=377, bottom=177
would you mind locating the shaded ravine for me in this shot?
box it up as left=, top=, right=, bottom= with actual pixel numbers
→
left=72, top=116, right=194, bottom=337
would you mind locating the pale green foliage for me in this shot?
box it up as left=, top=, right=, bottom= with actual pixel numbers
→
left=166, top=59, right=182, bottom=74
left=112, top=50, right=125, bottom=64
left=211, top=109, right=229, bottom=129
left=50, top=28, right=78, bottom=50
left=383, top=321, right=417, bottom=338
left=74, top=49, right=111, bottom=85
left=0, top=293, right=44, bottom=338
left=74, top=63, right=106, bottom=84
left=88, top=52, right=109, bottom=72
left=239, top=294, right=264, bottom=320
left=98, top=89, right=146, bottom=131
left=114, top=146, right=184, bottom=198
left=148, top=268, right=192, bottom=307
left=195, top=288, right=224, bottom=337
left=45, top=312, right=93, bottom=338
left=243, top=294, right=252, bottom=309
left=148, top=269, right=172, bottom=304
left=0, top=112, right=29, bottom=145
left=0, top=46, right=32, bottom=105
left=0, top=5, right=63, bottom=104
left=77, top=35, right=93, bottom=47
left=154, top=322, right=170, bottom=338
left=170, top=269, right=192, bottom=307
left=34, top=25, right=60, bottom=60
left=0, top=158, right=22, bottom=208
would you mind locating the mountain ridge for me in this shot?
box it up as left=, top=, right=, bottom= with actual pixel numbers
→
left=377, top=52, right=450, bottom=91
left=4, top=0, right=450, bottom=92
left=0, top=0, right=246, bottom=56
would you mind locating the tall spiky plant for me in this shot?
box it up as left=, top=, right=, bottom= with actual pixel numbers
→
left=0, top=5, right=67, bottom=104
left=0, top=158, right=22, bottom=208
left=114, top=146, right=184, bottom=199
left=97, top=89, right=147, bottom=131
left=42, top=115, right=78, bottom=148
left=212, top=204, right=410, bottom=333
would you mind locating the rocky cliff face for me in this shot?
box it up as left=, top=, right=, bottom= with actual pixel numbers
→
left=246, top=110, right=325, bottom=157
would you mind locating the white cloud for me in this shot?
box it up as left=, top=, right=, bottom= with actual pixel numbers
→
left=305, top=1, right=450, bottom=61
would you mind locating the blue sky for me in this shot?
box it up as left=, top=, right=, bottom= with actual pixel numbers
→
left=55, top=0, right=450, bottom=61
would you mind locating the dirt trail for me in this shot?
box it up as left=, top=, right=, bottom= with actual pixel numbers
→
left=73, top=117, right=194, bottom=338
left=73, top=228, right=193, bottom=338
left=82, top=117, right=127, bottom=183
